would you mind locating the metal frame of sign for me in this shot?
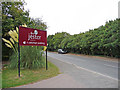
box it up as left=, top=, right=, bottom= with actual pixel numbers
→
left=18, top=26, right=47, bottom=77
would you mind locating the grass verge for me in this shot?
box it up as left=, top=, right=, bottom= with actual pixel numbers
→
left=2, top=61, right=60, bottom=88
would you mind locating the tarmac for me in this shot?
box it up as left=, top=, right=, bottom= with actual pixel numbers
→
left=14, top=56, right=118, bottom=88
left=15, top=74, right=83, bottom=88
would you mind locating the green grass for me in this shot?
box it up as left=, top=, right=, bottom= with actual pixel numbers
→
left=2, top=61, right=60, bottom=88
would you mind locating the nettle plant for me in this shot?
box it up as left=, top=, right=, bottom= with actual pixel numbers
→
left=2, top=24, right=45, bottom=69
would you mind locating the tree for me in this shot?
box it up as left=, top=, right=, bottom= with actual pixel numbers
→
left=47, top=32, right=70, bottom=51
left=2, top=1, right=30, bottom=60
left=47, top=19, right=120, bottom=58
left=2, top=1, right=48, bottom=60
left=27, top=18, right=47, bottom=30
left=2, top=1, right=29, bottom=37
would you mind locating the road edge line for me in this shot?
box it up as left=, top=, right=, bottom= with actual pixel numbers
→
left=48, top=56, right=118, bottom=81
left=73, top=64, right=118, bottom=81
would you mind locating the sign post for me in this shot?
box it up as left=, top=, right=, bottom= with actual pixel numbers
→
left=18, top=26, right=47, bottom=77
left=46, top=48, right=47, bottom=70
left=18, top=33, right=20, bottom=77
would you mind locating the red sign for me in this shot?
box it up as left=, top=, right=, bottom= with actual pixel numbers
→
left=19, top=26, right=47, bottom=46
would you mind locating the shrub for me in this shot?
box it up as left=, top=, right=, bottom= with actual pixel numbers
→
left=2, top=24, right=45, bottom=69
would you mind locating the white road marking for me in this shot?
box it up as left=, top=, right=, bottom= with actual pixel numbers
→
left=104, top=64, right=120, bottom=68
left=74, top=65, right=118, bottom=81
left=48, top=56, right=118, bottom=81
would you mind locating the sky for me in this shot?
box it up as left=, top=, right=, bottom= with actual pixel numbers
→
left=24, top=0, right=119, bottom=36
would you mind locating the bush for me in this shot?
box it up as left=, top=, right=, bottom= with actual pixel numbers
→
left=47, top=19, right=120, bottom=58
left=9, top=46, right=45, bottom=69
left=2, top=25, right=46, bottom=69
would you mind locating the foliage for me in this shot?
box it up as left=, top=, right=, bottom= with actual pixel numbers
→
left=48, top=19, right=120, bottom=58
left=2, top=61, right=60, bottom=88
left=27, top=18, right=47, bottom=30
left=47, top=32, right=70, bottom=51
left=2, top=26, right=18, bottom=52
left=9, top=46, right=45, bottom=69
left=2, top=2, right=29, bottom=37
left=2, top=24, right=46, bottom=69
left=2, top=1, right=28, bottom=60
left=2, top=1, right=47, bottom=61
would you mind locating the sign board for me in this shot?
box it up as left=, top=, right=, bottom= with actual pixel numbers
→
left=19, top=26, right=47, bottom=46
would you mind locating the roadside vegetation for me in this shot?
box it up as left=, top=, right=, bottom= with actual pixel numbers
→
left=2, top=1, right=60, bottom=89
left=2, top=1, right=47, bottom=69
left=48, top=19, right=120, bottom=58
left=2, top=61, right=60, bottom=88
left=2, top=1, right=47, bottom=61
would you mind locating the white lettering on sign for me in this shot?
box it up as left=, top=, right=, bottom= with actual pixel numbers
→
left=26, top=42, right=45, bottom=45
left=23, top=41, right=26, bottom=44
left=38, top=42, right=45, bottom=45
left=28, top=30, right=41, bottom=41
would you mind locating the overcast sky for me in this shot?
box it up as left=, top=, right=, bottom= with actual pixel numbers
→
left=24, top=0, right=119, bottom=36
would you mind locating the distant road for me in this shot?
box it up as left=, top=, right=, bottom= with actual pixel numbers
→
left=48, top=52, right=118, bottom=80
left=48, top=52, right=118, bottom=88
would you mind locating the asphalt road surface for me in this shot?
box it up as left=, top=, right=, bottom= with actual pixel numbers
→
left=15, top=52, right=119, bottom=88
left=48, top=52, right=119, bottom=88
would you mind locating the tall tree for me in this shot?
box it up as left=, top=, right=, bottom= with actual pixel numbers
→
left=2, top=1, right=29, bottom=37
left=27, top=18, right=47, bottom=30
left=47, top=19, right=120, bottom=58
left=2, top=1, right=30, bottom=60
left=2, top=1, right=48, bottom=60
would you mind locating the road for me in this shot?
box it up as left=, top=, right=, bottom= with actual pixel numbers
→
left=48, top=52, right=119, bottom=88
left=15, top=52, right=119, bottom=88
